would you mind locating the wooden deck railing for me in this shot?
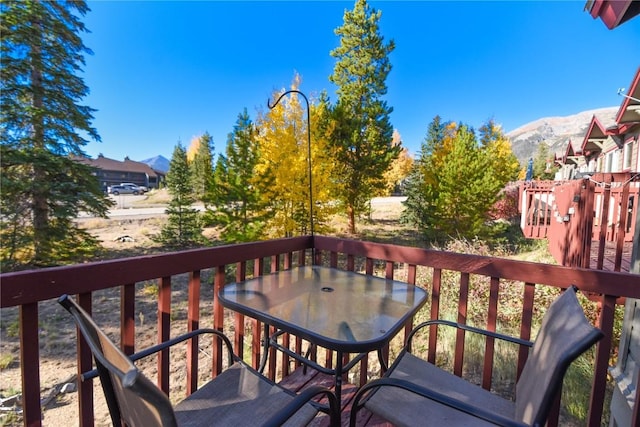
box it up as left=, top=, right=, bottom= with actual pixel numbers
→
left=520, top=173, right=639, bottom=270
left=1, top=235, right=639, bottom=426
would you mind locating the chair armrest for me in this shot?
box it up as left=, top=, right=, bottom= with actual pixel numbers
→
left=263, top=385, right=340, bottom=427
left=81, top=328, right=235, bottom=381
left=406, top=319, right=533, bottom=352
left=355, top=377, right=528, bottom=427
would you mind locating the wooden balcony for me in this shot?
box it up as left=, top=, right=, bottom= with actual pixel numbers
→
left=2, top=235, right=639, bottom=426
left=519, top=173, right=639, bottom=271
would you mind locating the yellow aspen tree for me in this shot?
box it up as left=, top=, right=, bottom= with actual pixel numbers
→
left=256, top=87, right=309, bottom=237
left=255, top=81, right=336, bottom=237
left=186, top=135, right=201, bottom=162
left=381, top=130, right=414, bottom=195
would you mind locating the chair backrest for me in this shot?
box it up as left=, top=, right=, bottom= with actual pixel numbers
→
left=58, top=295, right=178, bottom=427
left=514, top=286, right=603, bottom=426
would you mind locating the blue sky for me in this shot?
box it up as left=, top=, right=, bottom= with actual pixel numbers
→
left=80, top=1, right=640, bottom=162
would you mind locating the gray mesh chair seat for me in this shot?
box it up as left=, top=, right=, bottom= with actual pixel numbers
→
left=174, top=362, right=317, bottom=426
left=58, top=294, right=339, bottom=427
left=350, top=286, right=603, bottom=427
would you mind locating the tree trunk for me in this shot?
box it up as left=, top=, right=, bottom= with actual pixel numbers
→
left=31, top=19, right=49, bottom=265
left=348, top=204, right=356, bottom=234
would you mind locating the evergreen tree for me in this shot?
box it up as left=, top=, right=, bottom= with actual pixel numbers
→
left=206, top=109, right=266, bottom=242
left=532, top=142, right=557, bottom=180
left=402, top=119, right=519, bottom=241
left=401, top=116, right=446, bottom=231
left=435, top=124, right=490, bottom=238
left=157, top=143, right=204, bottom=247
left=328, top=0, right=399, bottom=233
left=190, top=132, right=214, bottom=202
left=1, top=1, right=111, bottom=269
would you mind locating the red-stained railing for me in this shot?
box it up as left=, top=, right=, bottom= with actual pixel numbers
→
left=2, top=236, right=639, bottom=426
left=520, top=174, right=639, bottom=271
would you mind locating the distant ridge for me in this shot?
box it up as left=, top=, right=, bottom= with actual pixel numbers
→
left=506, top=106, right=619, bottom=164
left=140, top=155, right=170, bottom=173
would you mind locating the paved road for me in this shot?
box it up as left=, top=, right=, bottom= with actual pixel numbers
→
left=79, top=196, right=405, bottom=219
left=78, top=195, right=170, bottom=219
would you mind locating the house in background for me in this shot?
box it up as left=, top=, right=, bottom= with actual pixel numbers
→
left=554, top=139, right=585, bottom=180
left=553, top=66, right=639, bottom=179
left=521, top=66, right=639, bottom=253
left=528, top=65, right=639, bottom=427
left=75, top=154, right=166, bottom=192
left=585, top=0, right=640, bottom=29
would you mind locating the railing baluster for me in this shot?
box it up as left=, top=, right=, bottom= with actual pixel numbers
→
left=158, top=276, right=171, bottom=394
left=547, top=393, right=561, bottom=427
left=454, top=272, right=470, bottom=377
left=281, top=332, right=290, bottom=378
left=252, top=258, right=264, bottom=369
left=365, top=258, right=374, bottom=275
left=213, top=266, right=226, bottom=376
left=268, top=256, right=279, bottom=380
left=121, top=284, right=136, bottom=356
left=186, top=271, right=200, bottom=395
left=77, top=293, right=94, bottom=427
left=359, top=355, right=368, bottom=387
left=517, top=282, right=535, bottom=380
left=428, top=268, right=442, bottom=365
left=482, top=277, right=499, bottom=390
left=597, top=175, right=612, bottom=269
left=330, top=251, right=338, bottom=267
left=588, top=294, right=617, bottom=426
left=615, top=181, right=630, bottom=271
left=385, top=260, right=393, bottom=279
left=20, top=302, right=41, bottom=427
left=404, top=264, right=417, bottom=341
left=347, top=254, right=355, bottom=271
left=234, top=262, right=246, bottom=362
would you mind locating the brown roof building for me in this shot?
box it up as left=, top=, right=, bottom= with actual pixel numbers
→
left=75, top=154, right=165, bottom=191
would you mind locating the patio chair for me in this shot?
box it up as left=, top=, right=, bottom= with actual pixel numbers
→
left=350, top=285, right=603, bottom=427
left=58, top=294, right=340, bottom=427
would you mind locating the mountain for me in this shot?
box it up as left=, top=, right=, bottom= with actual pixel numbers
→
left=506, top=106, right=619, bottom=164
left=139, top=155, right=170, bottom=173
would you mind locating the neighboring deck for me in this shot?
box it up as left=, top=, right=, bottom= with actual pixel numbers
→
left=519, top=174, right=639, bottom=272
left=591, top=240, right=633, bottom=272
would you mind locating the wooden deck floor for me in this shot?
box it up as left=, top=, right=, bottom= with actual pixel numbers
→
left=278, top=366, right=391, bottom=426
left=589, top=241, right=633, bottom=272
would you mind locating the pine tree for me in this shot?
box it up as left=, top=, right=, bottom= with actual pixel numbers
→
left=402, top=119, right=519, bottom=242
left=190, top=132, right=214, bottom=202
left=206, top=109, right=266, bottom=242
left=401, top=116, right=446, bottom=232
left=532, top=142, right=557, bottom=180
left=1, top=1, right=111, bottom=268
left=328, top=0, right=399, bottom=234
left=157, top=143, right=204, bottom=247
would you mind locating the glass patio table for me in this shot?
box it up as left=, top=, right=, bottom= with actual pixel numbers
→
left=218, top=265, right=428, bottom=402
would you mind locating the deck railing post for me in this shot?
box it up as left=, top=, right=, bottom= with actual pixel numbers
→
left=20, top=303, right=41, bottom=427
left=77, top=293, right=94, bottom=427
left=158, top=276, right=172, bottom=394
left=589, top=294, right=617, bottom=425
